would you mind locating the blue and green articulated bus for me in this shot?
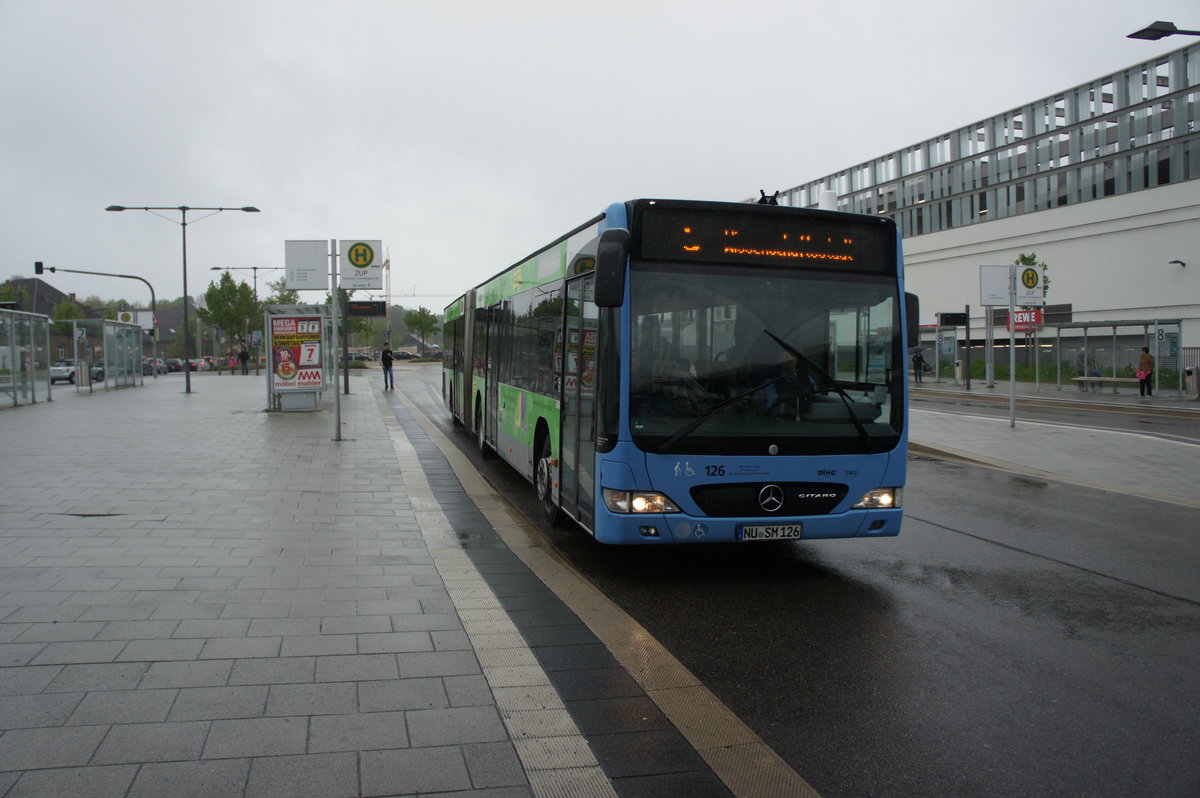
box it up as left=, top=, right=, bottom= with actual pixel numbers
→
left=443, top=198, right=917, bottom=544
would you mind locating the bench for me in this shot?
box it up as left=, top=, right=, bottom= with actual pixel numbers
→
left=1071, top=376, right=1141, bottom=394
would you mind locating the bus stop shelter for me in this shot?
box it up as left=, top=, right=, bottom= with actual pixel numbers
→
left=1, top=307, right=51, bottom=408
left=1049, top=318, right=1185, bottom=394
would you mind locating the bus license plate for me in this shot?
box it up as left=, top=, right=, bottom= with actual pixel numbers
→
left=737, top=524, right=803, bottom=541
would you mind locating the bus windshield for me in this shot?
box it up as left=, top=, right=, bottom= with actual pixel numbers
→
left=628, top=260, right=902, bottom=456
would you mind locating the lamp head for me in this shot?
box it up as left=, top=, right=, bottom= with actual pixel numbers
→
left=241, top=207, right=260, bottom=213
left=105, top=205, right=126, bottom=212
left=1127, top=21, right=1179, bottom=40
left=1169, top=260, right=1186, bottom=268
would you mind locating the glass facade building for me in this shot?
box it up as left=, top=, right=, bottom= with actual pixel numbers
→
left=778, top=43, right=1198, bottom=237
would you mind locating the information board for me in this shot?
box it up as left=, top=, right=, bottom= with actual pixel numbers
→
left=285, top=240, right=328, bottom=291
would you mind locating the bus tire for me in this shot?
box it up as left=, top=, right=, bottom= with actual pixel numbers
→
left=535, top=435, right=561, bottom=527
left=475, top=395, right=492, bottom=458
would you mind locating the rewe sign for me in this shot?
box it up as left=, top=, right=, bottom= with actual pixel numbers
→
left=1008, top=309, right=1043, bottom=332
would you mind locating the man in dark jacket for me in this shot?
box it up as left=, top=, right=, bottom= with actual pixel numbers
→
left=381, top=347, right=394, bottom=390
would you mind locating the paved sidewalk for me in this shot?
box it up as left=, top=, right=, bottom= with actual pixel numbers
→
left=1, top=374, right=766, bottom=798
left=909, top=380, right=1200, bottom=507
left=4, top=374, right=548, bottom=796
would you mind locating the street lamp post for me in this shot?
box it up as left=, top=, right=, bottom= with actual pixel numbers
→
left=1127, top=21, right=1200, bottom=40
left=106, top=205, right=260, bottom=393
left=210, top=266, right=283, bottom=376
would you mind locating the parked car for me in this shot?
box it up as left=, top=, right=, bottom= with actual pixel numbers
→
left=164, top=358, right=184, bottom=372
left=91, top=360, right=105, bottom=382
left=186, top=358, right=209, bottom=372
left=50, top=359, right=83, bottom=384
left=154, top=358, right=168, bottom=374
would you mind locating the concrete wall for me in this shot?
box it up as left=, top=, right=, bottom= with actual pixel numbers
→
left=903, top=180, right=1200, bottom=342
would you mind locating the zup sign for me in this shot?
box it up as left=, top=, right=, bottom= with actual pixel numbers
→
left=340, top=239, right=383, bottom=290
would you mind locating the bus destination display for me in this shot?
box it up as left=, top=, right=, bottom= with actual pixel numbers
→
left=637, top=205, right=893, bottom=273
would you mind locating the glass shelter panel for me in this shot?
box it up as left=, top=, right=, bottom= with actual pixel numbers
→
left=1, top=309, right=51, bottom=407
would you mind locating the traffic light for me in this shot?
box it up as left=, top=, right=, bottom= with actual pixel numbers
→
left=34, top=261, right=43, bottom=274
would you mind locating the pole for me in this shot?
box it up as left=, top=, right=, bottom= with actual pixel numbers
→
left=331, top=239, right=342, bottom=441
left=106, top=205, right=260, bottom=392
left=1008, top=264, right=1016, bottom=427
left=182, top=209, right=192, bottom=394
left=985, top=306, right=994, bottom=386
left=1147, top=316, right=1156, bottom=393
left=253, top=270, right=260, bottom=375
left=964, top=304, right=971, bottom=391
left=343, top=293, right=350, bottom=395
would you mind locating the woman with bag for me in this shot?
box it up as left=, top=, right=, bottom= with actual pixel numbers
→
left=1137, top=347, right=1154, bottom=397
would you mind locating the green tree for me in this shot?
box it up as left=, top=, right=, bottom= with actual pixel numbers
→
left=263, top=275, right=300, bottom=305
left=387, top=303, right=410, bottom=344
left=196, top=272, right=258, bottom=345
left=0, top=280, right=29, bottom=310
left=50, top=299, right=84, bottom=335
left=403, top=307, right=440, bottom=355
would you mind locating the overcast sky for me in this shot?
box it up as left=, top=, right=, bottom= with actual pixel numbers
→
left=2, top=0, right=1194, bottom=311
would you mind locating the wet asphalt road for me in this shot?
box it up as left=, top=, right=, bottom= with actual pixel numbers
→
left=400, top=366, right=1200, bottom=797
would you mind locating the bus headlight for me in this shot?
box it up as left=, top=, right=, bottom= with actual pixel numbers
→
left=602, top=488, right=682, bottom=514
left=852, top=487, right=901, bottom=509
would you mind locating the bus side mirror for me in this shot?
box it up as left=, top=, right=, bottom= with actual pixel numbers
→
left=594, top=228, right=630, bottom=308
left=905, top=292, right=920, bottom=349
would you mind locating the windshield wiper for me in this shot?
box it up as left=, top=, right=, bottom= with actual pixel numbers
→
left=654, top=328, right=881, bottom=452
left=760, top=329, right=872, bottom=447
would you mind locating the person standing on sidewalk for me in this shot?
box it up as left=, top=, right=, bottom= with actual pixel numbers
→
left=381, top=346, right=395, bottom=391
left=912, top=351, right=925, bottom=383
left=1138, top=347, right=1154, bottom=396
left=238, top=348, right=250, bottom=375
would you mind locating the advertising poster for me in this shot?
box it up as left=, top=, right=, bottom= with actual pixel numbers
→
left=271, top=316, right=323, bottom=391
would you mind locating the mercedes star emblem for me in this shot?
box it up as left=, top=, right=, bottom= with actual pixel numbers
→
left=758, top=484, right=784, bottom=513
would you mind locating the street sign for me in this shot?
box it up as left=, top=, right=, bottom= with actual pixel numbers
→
left=340, top=239, right=383, bottom=290
left=980, top=265, right=1009, bottom=305
left=938, top=312, right=967, bottom=326
left=285, top=240, right=328, bottom=291
left=938, top=331, right=954, bottom=356
left=1017, top=265, right=1045, bottom=305
left=980, top=264, right=1044, bottom=306
left=1007, top=308, right=1043, bottom=332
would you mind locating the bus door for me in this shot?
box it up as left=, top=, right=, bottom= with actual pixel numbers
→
left=475, top=302, right=499, bottom=447
left=486, top=304, right=503, bottom=448
left=559, top=275, right=597, bottom=527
